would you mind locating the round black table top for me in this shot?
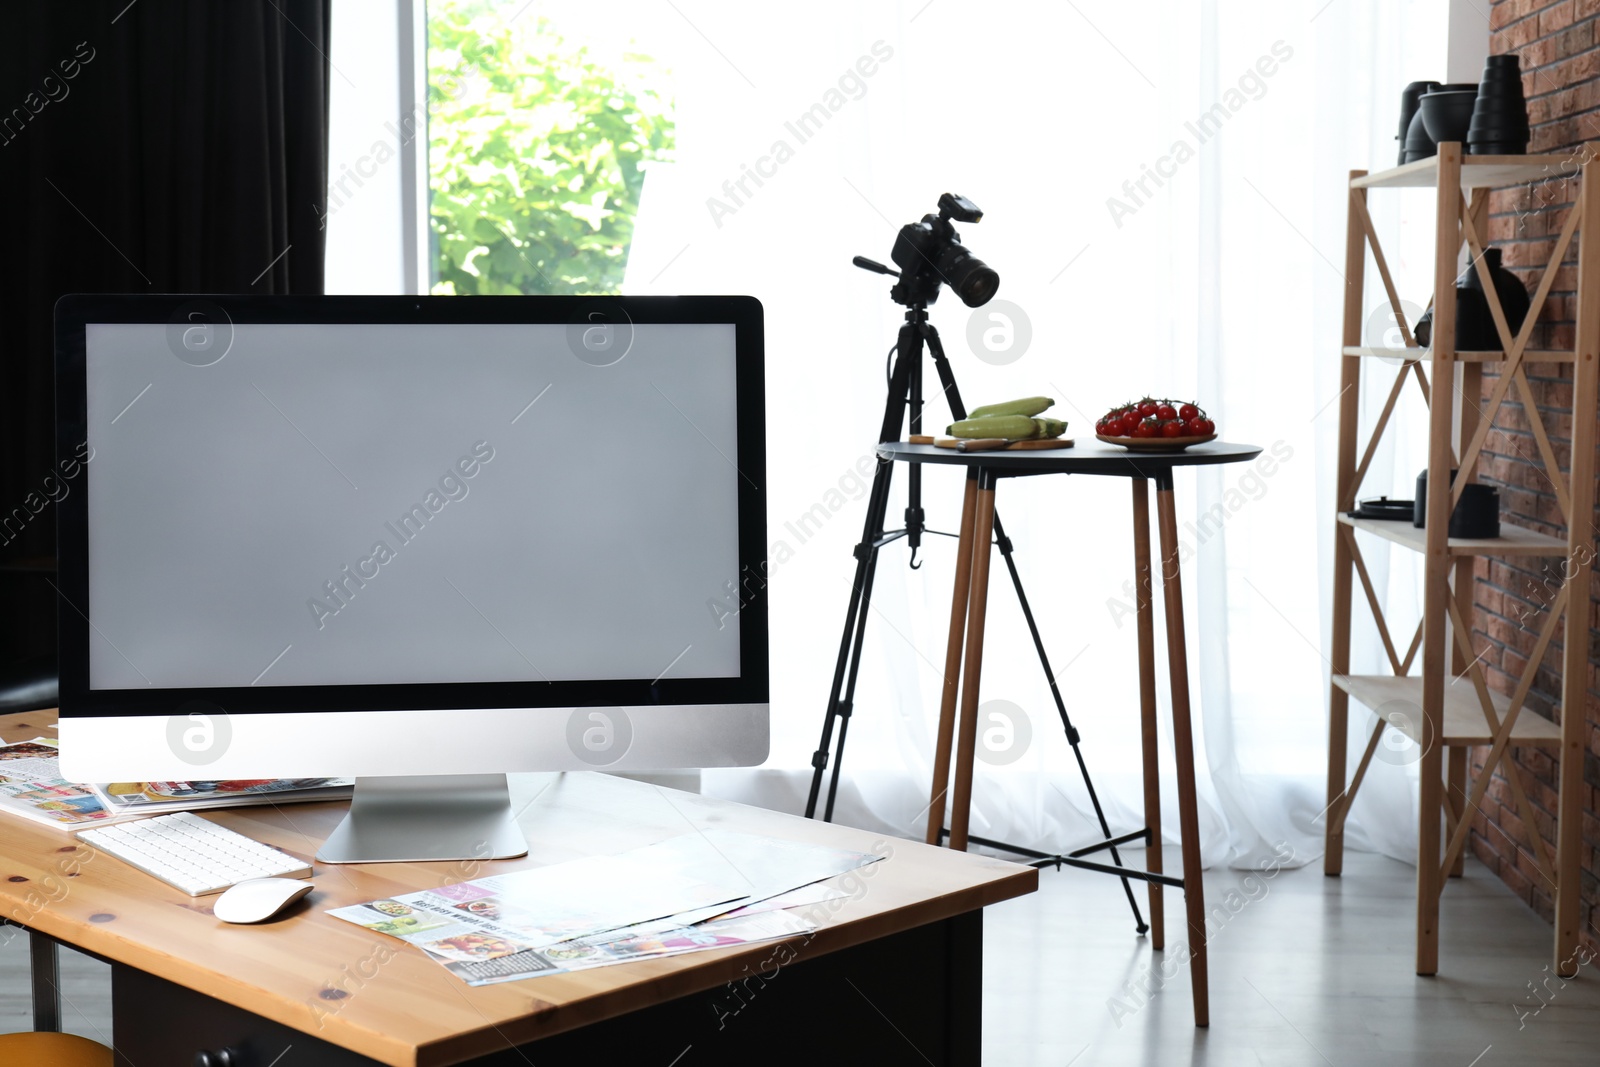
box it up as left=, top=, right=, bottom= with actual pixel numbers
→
left=876, top=439, right=1263, bottom=478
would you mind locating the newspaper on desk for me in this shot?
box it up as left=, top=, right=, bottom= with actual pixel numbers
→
left=327, top=829, right=883, bottom=985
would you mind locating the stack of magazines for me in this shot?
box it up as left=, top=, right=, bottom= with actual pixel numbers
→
left=329, top=829, right=885, bottom=986
left=0, top=737, right=351, bottom=830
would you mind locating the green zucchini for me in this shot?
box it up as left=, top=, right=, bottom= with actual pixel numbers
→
left=968, top=396, right=1054, bottom=419
left=946, top=415, right=1039, bottom=440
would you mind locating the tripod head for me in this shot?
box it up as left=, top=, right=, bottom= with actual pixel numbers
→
left=853, top=193, right=999, bottom=309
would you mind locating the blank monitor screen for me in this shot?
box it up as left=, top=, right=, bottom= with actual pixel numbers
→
left=85, top=321, right=739, bottom=690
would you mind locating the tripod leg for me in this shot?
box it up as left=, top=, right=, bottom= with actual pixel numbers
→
left=806, top=315, right=926, bottom=821
left=1132, top=478, right=1165, bottom=950
left=949, top=470, right=998, bottom=851
left=992, top=514, right=1146, bottom=933
left=906, top=351, right=925, bottom=568
left=927, top=469, right=979, bottom=845
left=805, top=455, right=895, bottom=820
left=825, top=520, right=887, bottom=823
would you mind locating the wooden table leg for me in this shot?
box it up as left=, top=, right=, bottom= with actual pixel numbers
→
left=1155, top=476, right=1208, bottom=1027
left=927, top=471, right=980, bottom=846
left=1132, top=478, right=1164, bottom=950
left=949, top=471, right=998, bottom=852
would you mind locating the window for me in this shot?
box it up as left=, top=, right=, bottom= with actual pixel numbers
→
left=425, top=1, right=674, bottom=295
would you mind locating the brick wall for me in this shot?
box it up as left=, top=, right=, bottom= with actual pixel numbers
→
left=1473, top=0, right=1600, bottom=954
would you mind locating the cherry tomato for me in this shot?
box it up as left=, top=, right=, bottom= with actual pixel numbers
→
left=1117, top=415, right=1139, bottom=436
left=1179, top=403, right=1199, bottom=421
left=1182, top=417, right=1206, bottom=436
left=1156, top=403, right=1177, bottom=421
left=1131, top=420, right=1158, bottom=439
left=1161, top=420, right=1184, bottom=438
left=1195, top=418, right=1215, bottom=435
left=1137, top=400, right=1158, bottom=418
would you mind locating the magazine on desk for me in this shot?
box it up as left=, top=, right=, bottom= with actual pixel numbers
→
left=328, top=829, right=884, bottom=986
left=90, top=777, right=353, bottom=816
left=0, top=739, right=116, bottom=828
left=0, top=738, right=352, bottom=830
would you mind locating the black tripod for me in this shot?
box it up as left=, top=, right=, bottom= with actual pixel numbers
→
left=803, top=278, right=1147, bottom=934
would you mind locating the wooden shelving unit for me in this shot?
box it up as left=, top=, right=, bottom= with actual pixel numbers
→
left=1324, top=143, right=1599, bottom=978
left=1336, top=513, right=1570, bottom=556
left=1331, top=675, right=1563, bottom=747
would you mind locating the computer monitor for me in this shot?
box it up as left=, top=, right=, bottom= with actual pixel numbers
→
left=54, top=294, right=768, bottom=863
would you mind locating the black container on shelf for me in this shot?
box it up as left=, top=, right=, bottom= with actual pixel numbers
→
left=1415, top=469, right=1500, bottom=538
left=1413, top=247, right=1531, bottom=350
left=1397, top=80, right=1442, bottom=164
left=1420, top=89, right=1479, bottom=146
left=1469, top=54, right=1529, bottom=155
left=1402, top=82, right=1479, bottom=162
left=1404, top=109, right=1437, bottom=163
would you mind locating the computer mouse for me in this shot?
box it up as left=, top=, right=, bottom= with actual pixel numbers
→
left=213, top=877, right=314, bottom=924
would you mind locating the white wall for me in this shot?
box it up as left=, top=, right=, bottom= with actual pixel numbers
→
left=1446, top=0, right=1491, bottom=83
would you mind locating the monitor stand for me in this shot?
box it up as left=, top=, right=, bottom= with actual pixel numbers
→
left=315, top=774, right=529, bottom=864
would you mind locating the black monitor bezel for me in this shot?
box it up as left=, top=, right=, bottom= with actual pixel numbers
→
left=55, top=294, right=768, bottom=718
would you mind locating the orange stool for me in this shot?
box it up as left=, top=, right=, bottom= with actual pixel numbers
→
left=0, top=1031, right=115, bottom=1066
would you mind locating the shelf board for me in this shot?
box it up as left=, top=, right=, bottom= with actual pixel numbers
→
left=1341, top=345, right=1575, bottom=363
left=1338, top=513, right=1569, bottom=556
left=1352, top=152, right=1577, bottom=190
left=1333, top=674, right=1561, bottom=747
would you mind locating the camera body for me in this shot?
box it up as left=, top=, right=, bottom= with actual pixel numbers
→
left=887, top=193, right=999, bottom=308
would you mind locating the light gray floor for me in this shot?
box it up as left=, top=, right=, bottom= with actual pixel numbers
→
left=0, top=924, right=113, bottom=1045
left=983, top=848, right=1600, bottom=1066
left=2, top=849, right=1595, bottom=1064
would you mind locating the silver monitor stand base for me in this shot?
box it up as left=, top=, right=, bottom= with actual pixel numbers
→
left=316, top=774, right=529, bottom=864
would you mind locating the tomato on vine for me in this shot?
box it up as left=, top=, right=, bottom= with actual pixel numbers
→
left=1099, top=397, right=1214, bottom=439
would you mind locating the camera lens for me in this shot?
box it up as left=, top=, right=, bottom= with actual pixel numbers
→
left=939, top=247, right=999, bottom=307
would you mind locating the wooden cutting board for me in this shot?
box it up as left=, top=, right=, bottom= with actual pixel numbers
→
left=929, top=437, right=1074, bottom=452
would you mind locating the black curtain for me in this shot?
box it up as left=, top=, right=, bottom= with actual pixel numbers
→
left=0, top=1, right=332, bottom=664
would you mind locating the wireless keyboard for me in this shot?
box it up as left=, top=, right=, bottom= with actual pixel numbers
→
left=78, top=811, right=312, bottom=896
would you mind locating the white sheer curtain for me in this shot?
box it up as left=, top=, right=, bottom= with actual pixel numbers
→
left=323, top=0, right=1458, bottom=870
left=616, top=0, right=1453, bottom=870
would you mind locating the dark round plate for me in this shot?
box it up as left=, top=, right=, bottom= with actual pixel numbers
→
left=1096, top=433, right=1219, bottom=452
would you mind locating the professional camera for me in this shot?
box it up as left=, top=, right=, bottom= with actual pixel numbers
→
left=876, top=193, right=999, bottom=308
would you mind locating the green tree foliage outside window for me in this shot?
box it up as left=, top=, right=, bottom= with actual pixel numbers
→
left=428, top=3, right=674, bottom=295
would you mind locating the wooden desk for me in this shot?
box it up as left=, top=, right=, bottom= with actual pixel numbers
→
left=0, top=711, right=1035, bottom=1066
